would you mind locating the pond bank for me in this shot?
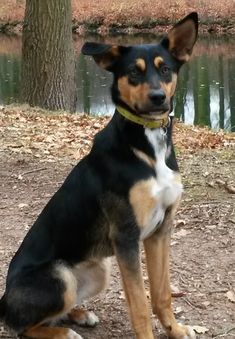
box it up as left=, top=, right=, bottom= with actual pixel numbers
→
left=0, top=0, right=235, bottom=35
left=1, top=21, right=235, bottom=36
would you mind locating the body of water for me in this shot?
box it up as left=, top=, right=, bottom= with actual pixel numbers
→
left=0, top=34, right=235, bottom=131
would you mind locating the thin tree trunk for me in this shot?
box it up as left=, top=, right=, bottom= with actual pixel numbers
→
left=21, top=0, right=76, bottom=112
left=228, top=59, right=235, bottom=132
left=218, top=56, right=225, bottom=129
left=174, top=63, right=189, bottom=121
left=193, top=56, right=210, bottom=127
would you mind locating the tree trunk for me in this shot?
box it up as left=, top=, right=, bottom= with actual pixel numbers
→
left=228, top=59, right=235, bottom=132
left=21, top=0, right=76, bottom=112
left=218, top=55, right=225, bottom=129
left=193, top=56, right=210, bottom=127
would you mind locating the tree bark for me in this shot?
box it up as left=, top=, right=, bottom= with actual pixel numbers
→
left=21, top=0, right=76, bottom=112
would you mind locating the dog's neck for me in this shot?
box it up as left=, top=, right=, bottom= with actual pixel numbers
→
left=116, top=106, right=170, bottom=129
left=112, top=107, right=173, bottom=161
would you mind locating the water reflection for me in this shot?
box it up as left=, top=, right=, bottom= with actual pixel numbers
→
left=0, top=54, right=21, bottom=104
left=0, top=34, right=235, bottom=131
left=174, top=55, right=235, bottom=131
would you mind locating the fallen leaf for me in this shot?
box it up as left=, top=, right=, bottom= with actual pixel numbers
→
left=118, top=291, right=125, bottom=300
left=207, top=181, right=215, bottom=187
left=215, top=179, right=225, bottom=186
left=215, top=179, right=235, bottom=194
left=226, top=290, right=235, bottom=303
left=171, top=240, right=179, bottom=246
left=192, top=325, right=209, bottom=334
left=202, top=301, right=211, bottom=307
left=175, top=306, right=183, bottom=315
left=18, top=203, right=29, bottom=209
left=173, top=229, right=189, bottom=238
left=225, top=184, right=235, bottom=194
left=171, top=284, right=180, bottom=293
left=175, top=219, right=186, bottom=228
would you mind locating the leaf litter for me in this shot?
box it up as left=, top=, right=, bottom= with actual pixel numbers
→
left=0, top=105, right=234, bottom=163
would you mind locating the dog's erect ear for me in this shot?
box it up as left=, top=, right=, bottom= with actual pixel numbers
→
left=82, top=42, right=128, bottom=71
left=162, top=12, right=198, bottom=62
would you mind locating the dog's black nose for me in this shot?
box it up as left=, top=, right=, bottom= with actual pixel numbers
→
left=149, top=89, right=166, bottom=105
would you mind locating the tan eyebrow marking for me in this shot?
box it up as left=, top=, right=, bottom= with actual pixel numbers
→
left=154, top=56, right=164, bottom=68
left=136, top=58, right=146, bottom=71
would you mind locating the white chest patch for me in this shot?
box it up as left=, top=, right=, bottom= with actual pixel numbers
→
left=134, top=128, right=183, bottom=240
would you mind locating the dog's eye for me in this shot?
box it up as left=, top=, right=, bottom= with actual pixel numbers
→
left=160, top=65, right=171, bottom=75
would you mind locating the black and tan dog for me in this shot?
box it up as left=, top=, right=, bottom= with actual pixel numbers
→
left=0, top=13, right=198, bottom=339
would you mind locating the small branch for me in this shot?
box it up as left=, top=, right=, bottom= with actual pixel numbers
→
left=208, top=289, right=228, bottom=295
left=215, top=179, right=235, bottom=194
left=21, top=167, right=47, bottom=176
left=171, top=291, right=187, bottom=298
left=225, top=184, right=235, bottom=194
left=182, top=297, right=198, bottom=309
left=212, top=326, right=235, bottom=338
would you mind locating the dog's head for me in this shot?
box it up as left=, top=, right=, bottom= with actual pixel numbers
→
left=82, top=12, right=198, bottom=117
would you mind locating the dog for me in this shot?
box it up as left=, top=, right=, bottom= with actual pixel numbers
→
left=0, top=12, right=198, bottom=339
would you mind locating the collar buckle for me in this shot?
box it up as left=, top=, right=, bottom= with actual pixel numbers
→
left=159, top=116, right=171, bottom=128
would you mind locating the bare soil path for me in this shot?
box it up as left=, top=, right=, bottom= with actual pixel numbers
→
left=0, top=107, right=234, bottom=338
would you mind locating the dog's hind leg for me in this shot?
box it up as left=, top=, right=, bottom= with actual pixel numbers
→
left=5, top=262, right=82, bottom=339
left=67, top=258, right=111, bottom=327
left=24, top=325, right=82, bottom=339
left=68, top=308, right=99, bottom=328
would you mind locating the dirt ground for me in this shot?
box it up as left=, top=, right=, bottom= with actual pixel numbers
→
left=0, top=107, right=234, bottom=338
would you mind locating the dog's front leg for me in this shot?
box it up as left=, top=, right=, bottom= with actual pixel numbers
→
left=144, top=225, right=195, bottom=339
left=113, top=239, right=154, bottom=339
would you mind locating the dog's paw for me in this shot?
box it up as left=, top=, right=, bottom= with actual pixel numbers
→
left=71, top=310, right=99, bottom=327
left=175, top=324, right=196, bottom=339
left=67, top=329, right=83, bottom=339
left=78, top=310, right=99, bottom=327
left=166, top=323, right=196, bottom=339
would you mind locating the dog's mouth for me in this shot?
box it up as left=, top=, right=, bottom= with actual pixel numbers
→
left=140, top=112, right=169, bottom=122
left=137, top=106, right=170, bottom=120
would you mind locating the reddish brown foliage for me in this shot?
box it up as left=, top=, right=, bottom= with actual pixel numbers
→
left=72, top=0, right=235, bottom=26
left=0, top=0, right=234, bottom=31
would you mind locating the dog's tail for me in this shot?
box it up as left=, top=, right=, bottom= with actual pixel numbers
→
left=0, top=295, right=6, bottom=319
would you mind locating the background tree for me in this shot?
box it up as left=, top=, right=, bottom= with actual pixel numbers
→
left=21, top=0, right=76, bottom=112
left=193, top=56, right=210, bottom=127
left=228, top=59, right=235, bottom=132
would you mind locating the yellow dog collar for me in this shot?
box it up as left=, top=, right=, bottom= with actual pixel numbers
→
left=116, top=106, right=170, bottom=129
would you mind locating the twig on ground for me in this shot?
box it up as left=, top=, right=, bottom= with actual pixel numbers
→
left=215, top=179, right=235, bottom=194
left=208, top=289, right=228, bottom=295
left=21, top=167, right=47, bottom=176
left=171, top=291, right=187, bottom=298
left=182, top=297, right=198, bottom=309
left=212, top=326, right=235, bottom=338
